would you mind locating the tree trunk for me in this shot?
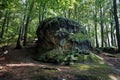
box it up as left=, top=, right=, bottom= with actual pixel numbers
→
left=39, top=3, right=41, bottom=24
left=95, top=22, right=99, bottom=48
left=110, top=13, right=114, bottom=46
left=23, top=0, right=34, bottom=46
left=5, top=12, right=10, bottom=33
left=63, top=10, right=66, bottom=17
left=15, top=14, right=25, bottom=49
left=68, top=9, right=71, bottom=18
left=107, top=29, right=110, bottom=47
left=113, top=33, right=117, bottom=47
left=113, top=0, right=120, bottom=51
left=105, top=24, right=110, bottom=47
left=41, top=7, right=45, bottom=21
left=15, top=24, right=23, bottom=49
left=100, top=7, right=104, bottom=47
left=94, top=11, right=99, bottom=48
left=74, top=4, right=77, bottom=19
left=0, top=11, right=7, bottom=39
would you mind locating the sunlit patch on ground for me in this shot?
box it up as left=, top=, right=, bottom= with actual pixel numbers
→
left=6, top=63, right=45, bottom=67
left=109, top=75, right=118, bottom=80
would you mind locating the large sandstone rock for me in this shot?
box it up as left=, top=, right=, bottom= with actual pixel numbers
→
left=35, top=17, right=92, bottom=64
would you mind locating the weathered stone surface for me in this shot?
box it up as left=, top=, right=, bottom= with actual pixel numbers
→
left=36, top=17, right=92, bottom=63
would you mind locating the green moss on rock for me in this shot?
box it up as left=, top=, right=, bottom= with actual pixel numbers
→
left=35, top=17, right=94, bottom=64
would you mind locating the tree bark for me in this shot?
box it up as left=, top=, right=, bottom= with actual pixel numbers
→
left=110, top=12, right=114, bottom=46
left=0, top=11, right=7, bottom=39
left=105, top=24, right=110, bottom=47
left=68, top=9, right=71, bottom=18
left=23, top=0, right=34, bottom=46
left=113, top=0, right=120, bottom=51
left=113, top=33, right=117, bottom=46
left=74, top=4, right=77, bottom=19
left=100, top=7, right=104, bottom=47
left=15, top=25, right=23, bottom=49
left=15, top=13, right=26, bottom=49
left=63, top=10, right=66, bottom=17
left=39, top=3, right=41, bottom=24
left=5, top=12, right=10, bottom=33
left=94, top=11, right=99, bottom=48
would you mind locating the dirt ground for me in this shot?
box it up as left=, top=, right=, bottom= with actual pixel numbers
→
left=0, top=45, right=120, bottom=80
left=99, top=53, right=120, bottom=70
left=0, top=46, right=78, bottom=80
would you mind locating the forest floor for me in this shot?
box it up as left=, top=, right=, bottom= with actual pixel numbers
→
left=0, top=44, right=120, bottom=80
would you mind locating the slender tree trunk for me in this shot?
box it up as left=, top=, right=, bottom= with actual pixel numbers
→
left=41, top=3, right=46, bottom=21
left=23, top=0, right=34, bottom=46
left=111, top=25, right=114, bottom=46
left=41, top=6, right=45, bottom=21
left=44, top=7, right=47, bottom=19
left=15, top=24, right=23, bottom=49
left=0, top=11, right=7, bottom=39
left=95, top=21, right=99, bottom=48
left=22, top=14, right=26, bottom=35
left=6, top=12, right=10, bottom=33
left=105, top=24, right=110, bottom=47
left=74, top=4, right=77, bottom=19
left=68, top=9, right=71, bottom=18
left=113, top=0, right=120, bottom=51
left=87, top=24, right=91, bottom=38
left=41, top=1, right=48, bottom=21
left=39, top=3, right=41, bottom=23
left=110, top=12, right=114, bottom=46
left=107, top=29, right=110, bottom=47
left=113, top=33, right=117, bottom=46
left=100, top=7, right=104, bottom=47
left=94, top=11, right=99, bottom=48
left=15, top=14, right=26, bottom=49
left=63, top=10, right=66, bottom=17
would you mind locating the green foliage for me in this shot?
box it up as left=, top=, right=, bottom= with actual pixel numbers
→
left=34, top=47, right=65, bottom=64
left=64, top=49, right=77, bottom=65
left=55, top=28, right=68, bottom=37
left=64, top=52, right=104, bottom=65
left=35, top=44, right=103, bottom=65
left=69, top=33, right=87, bottom=42
left=0, top=0, right=116, bottom=48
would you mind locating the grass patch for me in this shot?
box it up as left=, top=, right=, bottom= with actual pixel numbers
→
left=76, top=53, right=104, bottom=64
left=23, top=63, right=119, bottom=80
left=70, top=63, right=118, bottom=80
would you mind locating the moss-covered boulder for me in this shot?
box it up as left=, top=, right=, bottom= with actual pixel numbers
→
left=35, top=17, right=92, bottom=64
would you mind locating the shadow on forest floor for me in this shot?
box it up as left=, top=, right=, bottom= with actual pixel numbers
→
left=0, top=45, right=120, bottom=80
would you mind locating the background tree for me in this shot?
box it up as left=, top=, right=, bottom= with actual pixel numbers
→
left=113, top=0, right=120, bottom=51
left=0, top=0, right=120, bottom=51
